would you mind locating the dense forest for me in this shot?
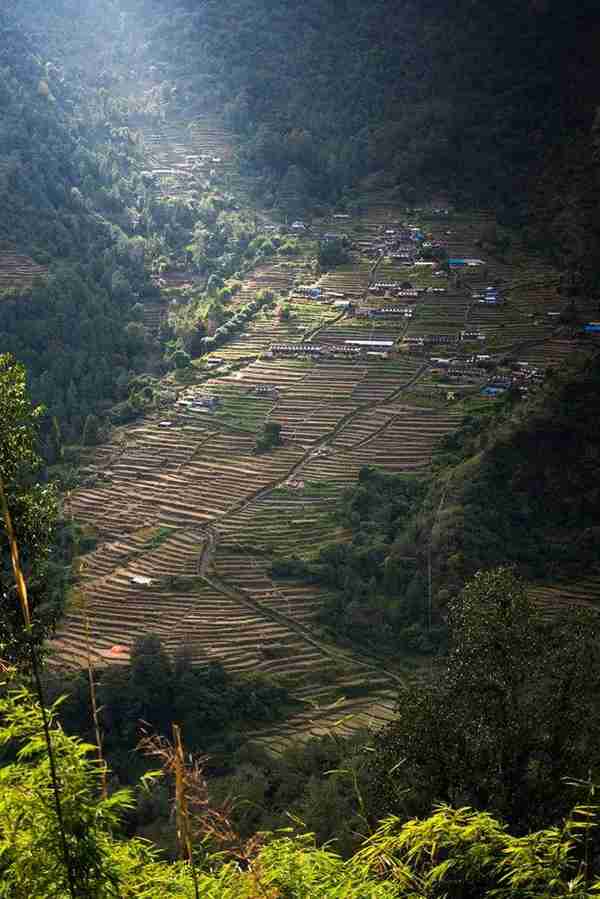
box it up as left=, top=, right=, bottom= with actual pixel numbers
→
left=144, top=0, right=600, bottom=287
left=0, top=4, right=275, bottom=446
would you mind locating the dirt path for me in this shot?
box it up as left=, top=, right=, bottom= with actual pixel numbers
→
left=199, top=567, right=405, bottom=685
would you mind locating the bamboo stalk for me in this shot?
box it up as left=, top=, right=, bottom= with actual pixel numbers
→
left=84, top=601, right=108, bottom=800
left=0, top=474, right=78, bottom=899
left=172, top=724, right=200, bottom=899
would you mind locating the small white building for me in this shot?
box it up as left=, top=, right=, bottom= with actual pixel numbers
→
left=344, top=339, right=395, bottom=350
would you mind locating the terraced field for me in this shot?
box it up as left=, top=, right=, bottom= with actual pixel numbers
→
left=49, top=110, right=598, bottom=751
left=0, top=246, right=48, bottom=292
left=528, top=578, right=600, bottom=621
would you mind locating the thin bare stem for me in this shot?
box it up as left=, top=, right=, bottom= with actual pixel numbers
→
left=84, top=600, right=107, bottom=799
left=172, top=724, right=200, bottom=899
left=0, top=474, right=78, bottom=899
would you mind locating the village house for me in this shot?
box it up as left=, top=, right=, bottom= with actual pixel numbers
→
left=270, top=343, right=322, bottom=357
left=333, top=299, right=353, bottom=310
left=481, top=386, right=506, bottom=397
left=328, top=345, right=363, bottom=358
left=449, top=257, right=485, bottom=267
left=370, top=305, right=412, bottom=318
left=369, top=281, right=401, bottom=294
left=344, top=339, right=395, bottom=351
left=293, top=285, right=321, bottom=299
left=190, top=394, right=221, bottom=410
left=253, top=385, right=280, bottom=398
left=177, top=394, right=220, bottom=411
left=423, top=334, right=457, bottom=345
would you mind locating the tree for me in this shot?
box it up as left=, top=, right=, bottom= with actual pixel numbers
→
left=124, top=321, right=148, bottom=353
left=130, top=302, right=145, bottom=323
left=3, top=674, right=600, bottom=896
left=44, top=416, right=63, bottom=465
left=82, top=414, right=101, bottom=447
left=255, top=421, right=282, bottom=454
left=171, top=349, right=191, bottom=370
left=374, top=567, right=600, bottom=829
left=318, top=237, right=349, bottom=271
left=0, top=355, right=59, bottom=663
left=126, top=634, right=174, bottom=737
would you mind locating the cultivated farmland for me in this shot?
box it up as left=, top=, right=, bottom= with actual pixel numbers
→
left=49, top=109, right=597, bottom=752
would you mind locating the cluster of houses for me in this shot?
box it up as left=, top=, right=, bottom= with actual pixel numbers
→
left=252, top=384, right=280, bottom=399
left=356, top=224, right=426, bottom=261
left=293, top=285, right=323, bottom=300
left=354, top=305, right=414, bottom=320
left=268, top=339, right=395, bottom=360
left=472, top=286, right=504, bottom=305
left=176, top=392, right=221, bottom=412
left=479, top=363, right=543, bottom=397
left=429, top=355, right=491, bottom=379
left=368, top=283, right=423, bottom=297
left=291, top=285, right=348, bottom=303
left=404, top=330, right=486, bottom=349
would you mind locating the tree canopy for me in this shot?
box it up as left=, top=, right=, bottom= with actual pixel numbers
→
left=0, top=354, right=59, bottom=662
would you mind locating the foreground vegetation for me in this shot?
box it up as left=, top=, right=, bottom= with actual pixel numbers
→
left=4, top=673, right=600, bottom=897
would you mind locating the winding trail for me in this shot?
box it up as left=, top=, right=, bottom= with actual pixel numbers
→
left=200, top=565, right=405, bottom=685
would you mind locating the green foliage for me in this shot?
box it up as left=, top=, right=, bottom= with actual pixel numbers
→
left=0, top=354, right=60, bottom=662
left=424, top=353, right=600, bottom=593
left=0, top=678, right=134, bottom=898
left=255, top=421, right=282, bottom=454
left=318, top=237, right=350, bottom=271
left=3, top=675, right=600, bottom=896
left=373, top=568, right=600, bottom=830
left=0, top=13, right=160, bottom=441
left=46, top=635, right=290, bottom=783
left=271, top=467, right=430, bottom=654
left=81, top=415, right=101, bottom=447
left=171, top=349, right=191, bottom=370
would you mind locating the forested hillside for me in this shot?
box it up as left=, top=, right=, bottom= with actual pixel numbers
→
left=0, top=9, right=158, bottom=444
left=145, top=0, right=600, bottom=285
left=3, top=0, right=600, bottom=444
